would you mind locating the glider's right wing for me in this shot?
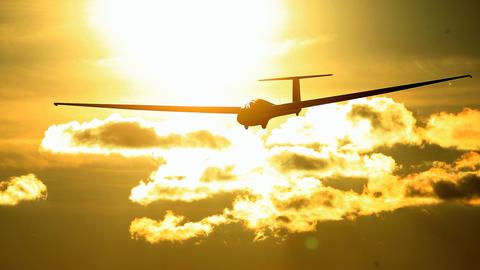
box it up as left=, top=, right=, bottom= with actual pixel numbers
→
left=53, top=103, right=242, bottom=114
left=274, top=74, right=472, bottom=111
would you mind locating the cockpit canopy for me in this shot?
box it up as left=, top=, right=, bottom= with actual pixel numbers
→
left=241, top=99, right=274, bottom=110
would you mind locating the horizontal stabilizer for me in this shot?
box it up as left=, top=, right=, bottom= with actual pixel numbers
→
left=258, top=74, right=333, bottom=81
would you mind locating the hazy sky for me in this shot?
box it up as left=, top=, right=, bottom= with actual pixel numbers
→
left=0, top=1, right=479, bottom=269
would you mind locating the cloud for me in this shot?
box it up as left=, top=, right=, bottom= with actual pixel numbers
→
left=41, top=114, right=231, bottom=155
left=403, top=151, right=480, bottom=203
left=321, top=176, right=368, bottom=193
left=129, top=162, right=248, bottom=205
left=0, top=174, right=47, bottom=206
left=71, top=121, right=229, bottom=149
left=129, top=211, right=229, bottom=243
left=347, top=101, right=417, bottom=143
left=199, top=166, right=237, bottom=182
left=269, top=150, right=329, bottom=172
left=433, top=174, right=480, bottom=200
left=130, top=175, right=217, bottom=204
left=421, top=108, right=480, bottom=150
left=72, top=121, right=165, bottom=148
left=267, top=98, right=420, bottom=153
left=268, top=147, right=396, bottom=178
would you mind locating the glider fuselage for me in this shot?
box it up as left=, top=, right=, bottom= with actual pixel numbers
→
left=236, top=99, right=300, bottom=129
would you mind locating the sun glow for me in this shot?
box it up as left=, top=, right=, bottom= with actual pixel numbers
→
left=90, top=0, right=286, bottom=104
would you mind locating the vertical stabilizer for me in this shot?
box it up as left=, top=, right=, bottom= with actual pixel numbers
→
left=292, top=78, right=300, bottom=102
left=259, top=74, right=333, bottom=104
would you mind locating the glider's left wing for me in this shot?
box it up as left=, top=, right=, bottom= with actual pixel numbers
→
left=274, top=74, right=472, bottom=111
left=53, top=103, right=242, bottom=114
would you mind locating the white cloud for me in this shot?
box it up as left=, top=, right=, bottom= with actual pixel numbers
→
left=0, top=174, right=47, bottom=206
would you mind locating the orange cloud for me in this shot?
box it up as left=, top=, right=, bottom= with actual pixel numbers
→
left=130, top=211, right=229, bottom=243
left=402, top=151, right=480, bottom=203
left=421, top=108, right=480, bottom=150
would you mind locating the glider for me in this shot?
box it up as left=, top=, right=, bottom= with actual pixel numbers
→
left=55, top=74, right=472, bottom=129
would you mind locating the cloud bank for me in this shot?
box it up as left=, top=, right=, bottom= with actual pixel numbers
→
left=0, top=174, right=47, bottom=206
left=41, top=98, right=480, bottom=243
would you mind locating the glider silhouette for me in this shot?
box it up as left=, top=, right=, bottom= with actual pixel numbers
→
left=55, top=74, right=471, bottom=129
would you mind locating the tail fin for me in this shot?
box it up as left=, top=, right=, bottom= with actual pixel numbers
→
left=259, top=74, right=333, bottom=103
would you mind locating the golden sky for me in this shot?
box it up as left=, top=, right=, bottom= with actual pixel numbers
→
left=1, top=0, right=479, bottom=269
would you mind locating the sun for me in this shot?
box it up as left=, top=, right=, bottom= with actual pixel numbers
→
left=89, top=0, right=285, bottom=104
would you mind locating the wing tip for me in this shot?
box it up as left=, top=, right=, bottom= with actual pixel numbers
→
left=53, top=102, right=58, bottom=106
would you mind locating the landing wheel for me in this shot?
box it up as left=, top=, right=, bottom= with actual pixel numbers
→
left=296, top=113, right=299, bottom=116
left=261, top=123, right=267, bottom=129
left=244, top=125, right=248, bottom=130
